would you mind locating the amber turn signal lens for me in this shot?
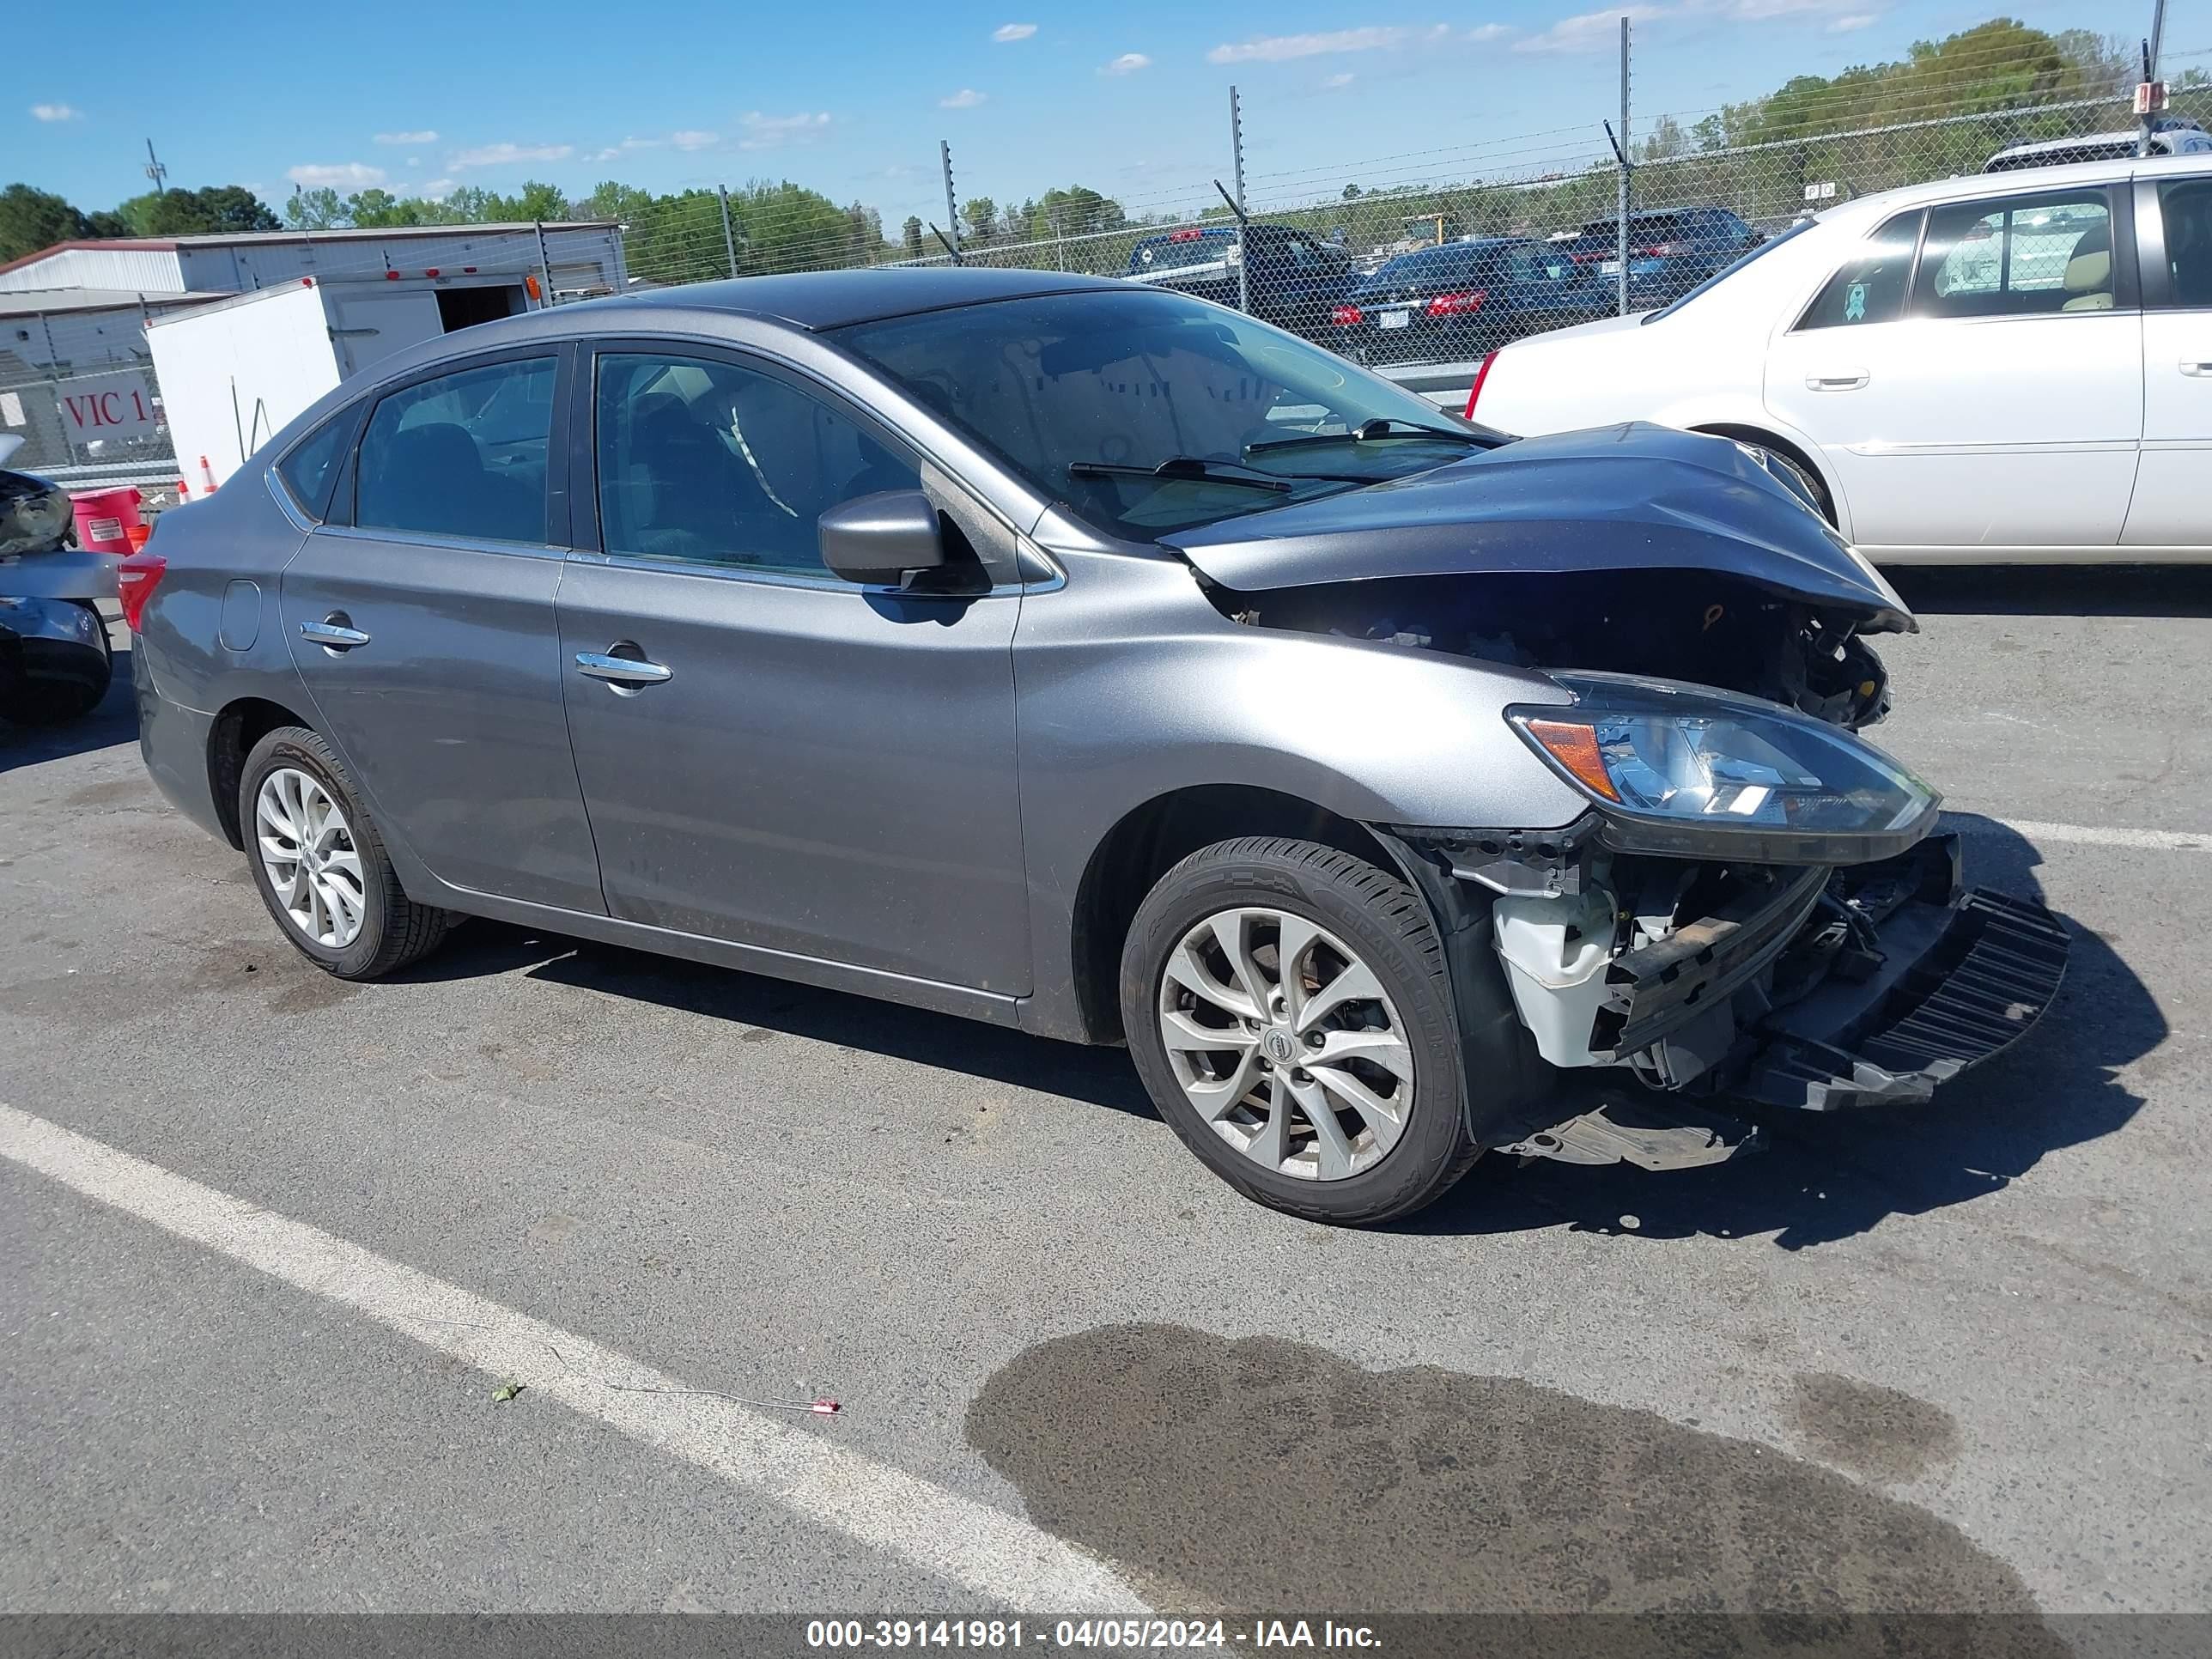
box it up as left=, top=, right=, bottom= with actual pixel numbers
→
left=1522, top=719, right=1621, bottom=802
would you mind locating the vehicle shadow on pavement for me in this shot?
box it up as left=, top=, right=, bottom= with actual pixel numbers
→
left=1407, top=814, right=2164, bottom=1249
left=1889, top=565, right=2212, bottom=618
left=402, top=926, right=1164, bottom=1120
left=0, top=641, right=137, bottom=775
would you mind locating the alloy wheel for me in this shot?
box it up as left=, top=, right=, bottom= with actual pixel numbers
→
left=1156, top=906, right=1414, bottom=1181
left=255, top=768, right=367, bottom=949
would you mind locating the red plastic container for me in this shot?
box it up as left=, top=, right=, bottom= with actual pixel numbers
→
left=70, top=486, right=144, bottom=555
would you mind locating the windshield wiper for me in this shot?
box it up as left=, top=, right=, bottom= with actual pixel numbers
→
left=1069, top=457, right=1292, bottom=493
left=1245, top=416, right=1490, bottom=456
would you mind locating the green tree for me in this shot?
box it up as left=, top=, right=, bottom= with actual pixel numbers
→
left=901, top=216, right=924, bottom=259
left=283, top=186, right=348, bottom=230
left=960, top=196, right=997, bottom=244
left=0, top=183, right=88, bottom=260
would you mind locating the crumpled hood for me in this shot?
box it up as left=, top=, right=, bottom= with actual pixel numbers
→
left=1161, top=422, right=1916, bottom=634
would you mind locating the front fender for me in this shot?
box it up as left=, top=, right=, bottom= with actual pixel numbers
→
left=1011, top=547, right=1586, bottom=1039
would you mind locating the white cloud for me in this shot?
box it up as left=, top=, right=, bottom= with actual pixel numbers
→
left=992, top=22, right=1036, bottom=41
left=738, top=110, right=833, bottom=149
left=374, top=129, right=437, bottom=145
left=1206, top=26, right=1449, bottom=64
left=30, top=103, right=82, bottom=122
left=287, top=161, right=386, bottom=188
left=670, top=129, right=720, bottom=150
left=448, top=141, right=574, bottom=169
left=1322, top=72, right=1356, bottom=88
left=1513, top=6, right=1664, bottom=52
left=939, top=88, right=988, bottom=108
left=1827, top=10, right=1878, bottom=27
left=1468, top=22, right=1513, bottom=42
left=1100, top=52, right=1152, bottom=76
left=422, top=179, right=457, bottom=199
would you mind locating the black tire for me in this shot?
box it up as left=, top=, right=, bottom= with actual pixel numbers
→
left=1121, top=836, right=1490, bottom=1226
left=3, top=603, right=112, bottom=726
left=238, top=725, right=455, bottom=979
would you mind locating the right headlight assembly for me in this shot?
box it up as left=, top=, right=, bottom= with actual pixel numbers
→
left=1506, top=672, right=1941, bottom=864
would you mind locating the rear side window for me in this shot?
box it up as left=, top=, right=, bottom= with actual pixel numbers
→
left=2157, top=179, right=2212, bottom=308
left=355, top=356, right=556, bottom=544
left=276, top=412, right=354, bottom=520
left=1797, top=211, right=1923, bottom=330
left=1912, top=191, right=2114, bottom=319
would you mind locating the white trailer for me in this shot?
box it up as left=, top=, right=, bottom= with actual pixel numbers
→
left=146, top=270, right=540, bottom=489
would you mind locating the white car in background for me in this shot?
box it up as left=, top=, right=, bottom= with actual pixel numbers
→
left=1468, top=154, right=2212, bottom=562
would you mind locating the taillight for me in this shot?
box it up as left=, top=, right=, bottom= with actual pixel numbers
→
left=1425, top=289, right=1486, bottom=318
left=1330, top=304, right=1364, bottom=327
left=1642, top=241, right=1684, bottom=257
left=1463, top=349, right=1500, bottom=420
left=116, top=550, right=166, bottom=633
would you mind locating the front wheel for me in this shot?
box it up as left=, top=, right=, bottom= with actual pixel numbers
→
left=1121, top=836, right=1485, bottom=1225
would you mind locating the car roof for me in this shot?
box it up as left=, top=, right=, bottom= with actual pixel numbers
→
left=1821, top=149, right=2212, bottom=225
left=567, top=265, right=1132, bottom=331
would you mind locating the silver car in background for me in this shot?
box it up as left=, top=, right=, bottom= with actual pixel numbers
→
left=123, top=270, right=2066, bottom=1224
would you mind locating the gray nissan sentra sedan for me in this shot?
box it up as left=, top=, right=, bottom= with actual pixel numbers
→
left=123, top=268, right=2067, bottom=1224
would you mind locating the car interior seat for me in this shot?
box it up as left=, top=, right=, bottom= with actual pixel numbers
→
left=371, top=422, right=539, bottom=543
left=617, top=393, right=772, bottom=563
left=2059, top=221, right=2115, bottom=311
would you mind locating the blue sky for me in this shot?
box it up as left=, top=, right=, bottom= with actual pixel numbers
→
left=11, top=0, right=2187, bottom=233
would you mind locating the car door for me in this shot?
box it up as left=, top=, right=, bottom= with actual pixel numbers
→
left=2124, top=173, right=2212, bottom=550
left=554, top=343, right=1030, bottom=995
left=1763, top=185, right=2142, bottom=553
left=278, top=345, right=606, bottom=915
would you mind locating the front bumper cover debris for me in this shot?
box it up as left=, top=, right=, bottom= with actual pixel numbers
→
left=1742, top=879, right=2070, bottom=1111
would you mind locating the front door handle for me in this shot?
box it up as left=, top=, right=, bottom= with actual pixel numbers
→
left=2180, top=361, right=2212, bottom=378
left=300, top=616, right=370, bottom=651
left=1806, top=371, right=1870, bottom=391
left=575, top=649, right=674, bottom=687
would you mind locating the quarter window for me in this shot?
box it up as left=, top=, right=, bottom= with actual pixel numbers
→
left=1912, top=191, right=2115, bottom=319
left=2156, top=178, right=2212, bottom=308
left=355, top=356, right=556, bottom=544
left=595, top=352, right=920, bottom=577
left=276, top=411, right=354, bottom=520
left=1798, top=211, right=1922, bottom=330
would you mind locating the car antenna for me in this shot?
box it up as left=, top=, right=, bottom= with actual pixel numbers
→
left=1601, top=119, right=1632, bottom=172
left=1211, top=179, right=1250, bottom=229
left=927, top=222, right=964, bottom=266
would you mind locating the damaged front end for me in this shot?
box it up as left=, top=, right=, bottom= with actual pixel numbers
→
left=1377, top=683, right=2069, bottom=1169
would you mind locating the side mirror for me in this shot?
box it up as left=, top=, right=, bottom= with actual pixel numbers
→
left=818, top=490, right=948, bottom=586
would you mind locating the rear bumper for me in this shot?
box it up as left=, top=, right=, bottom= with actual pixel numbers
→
left=132, top=646, right=227, bottom=843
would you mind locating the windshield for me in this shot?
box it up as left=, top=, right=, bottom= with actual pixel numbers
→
left=1131, top=232, right=1236, bottom=274
left=1642, top=216, right=1814, bottom=323
left=836, top=287, right=1502, bottom=539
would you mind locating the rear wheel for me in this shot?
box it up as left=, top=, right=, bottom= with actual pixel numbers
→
left=240, top=726, right=455, bottom=979
left=1121, top=836, right=1485, bottom=1225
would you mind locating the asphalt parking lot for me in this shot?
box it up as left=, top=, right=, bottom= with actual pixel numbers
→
left=3, top=569, right=2208, bottom=1633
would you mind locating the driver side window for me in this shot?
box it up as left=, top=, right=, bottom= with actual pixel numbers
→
left=594, top=352, right=920, bottom=577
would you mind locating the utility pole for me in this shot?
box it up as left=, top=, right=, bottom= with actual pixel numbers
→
left=2138, top=0, right=2169, bottom=158
left=939, top=139, right=962, bottom=259
left=718, top=185, right=739, bottom=277
left=1230, top=85, right=1251, bottom=316
left=143, top=140, right=168, bottom=194
left=1618, top=16, right=1632, bottom=316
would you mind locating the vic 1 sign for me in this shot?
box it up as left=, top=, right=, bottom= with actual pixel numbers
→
left=58, top=371, right=161, bottom=442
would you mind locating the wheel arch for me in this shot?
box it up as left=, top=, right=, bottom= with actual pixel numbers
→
left=1067, top=783, right=1395, bottom=1045
left=208, top=696, right=315, bottom=848
left=1687, top=421, right=1842, bottom=528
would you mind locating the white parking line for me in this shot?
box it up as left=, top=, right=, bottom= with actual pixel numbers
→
left=1947, top=816, right=2209, bottom=853
left=0, top=1103, right=1144, bottom=1614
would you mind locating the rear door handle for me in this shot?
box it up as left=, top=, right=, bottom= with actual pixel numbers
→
left=1806, top=371, right=1869, bottom=391
left=574, top=650, right=673, bottom=686
left=299, top=617, right=370, bottom=650
left=2181, top=361, right=2212, bottom=378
